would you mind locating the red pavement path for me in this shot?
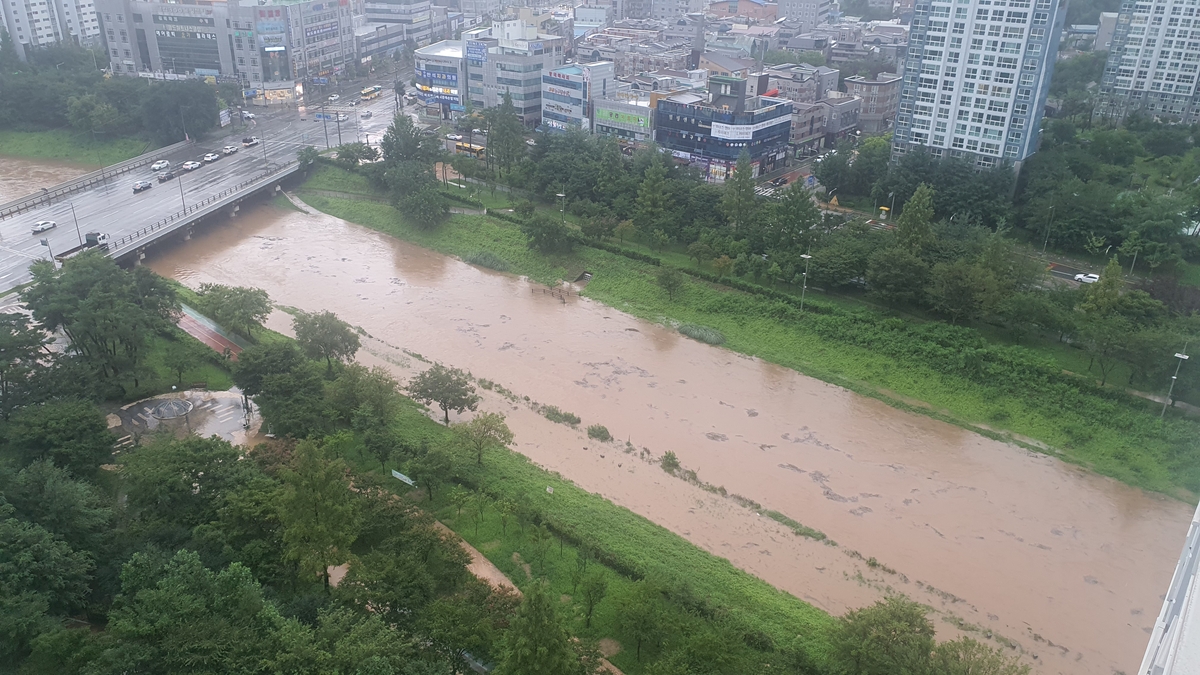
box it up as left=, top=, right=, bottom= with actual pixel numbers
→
left=177, top=313, right=242, bottom=361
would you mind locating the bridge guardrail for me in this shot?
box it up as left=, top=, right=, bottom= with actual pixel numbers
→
left=111, top=161, right=299, bottom=250
left=0, top=138, right=195, bottom=221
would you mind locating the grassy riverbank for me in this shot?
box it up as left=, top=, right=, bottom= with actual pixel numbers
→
left=343, top=395, right=836, bottom=673
left=296, top=165, right=1200, bottom=498
left=0, top=129, right=153, bottom=166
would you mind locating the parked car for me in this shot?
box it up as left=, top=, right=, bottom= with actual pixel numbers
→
left=151, top=159, right=171, bottom=171
left=1074, top=273, right=1100, bottom=284
left=222, top=145, right=238, bottom=155
left=242, top=111, right=255, bottom=120
left=132, top=180, right=153, bottom=193
left=31, top=220, right=56, bottom=234
left=203, top=152, right=220, bottom=163
left=157, top=170, right=177, bottom=183
left=328, top=93, right=340, bottom=102
left=446, top=133, right=463, bottom=141
left=181, top=161, right=202, bottom=171
left=242, top=136, right=260, bottom=147
left=361, top=110, right=373, bottom=119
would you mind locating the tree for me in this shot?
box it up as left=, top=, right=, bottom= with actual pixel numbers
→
left=581, top=214, right=617, bottom=240
left=687, top=242, right=714, bottom=267
left=293, top=310, right=361, bottom=374
left=0, top=312, right=49, bottom=420
left=333, top=142, right=379, bottom=170
left=453, top=412, right=514, bottom=464
left=712, top=255, right=735, bottom=279
left=140, top=80, right=219, bottom=143
left=866, top=247, right=929, bottom=305
left=634, top=156, right=671, bottom=234
left=896, top=183, right=935, bottom=254
left=380, top=112, right=441, bottom=166
left=767, top=186, right=823, bottom=253
left=407, top=446, right=454, bottom=500
left=1080, top=258, right=1125, bottom=318
left=408, top=364, right=480, bottom=424
left=401, top=185, right=451, bottom=230
left=6, top=400, right=113, bottom=476
left=298, top=145, right=321, bottom=170
left=656, top=267, right=686, bottom=301
left=495, top=582, right=578, bottom=675
left=1, top=460, right=112, bottom=555
left=121, top=435, right=256, bottom=531
left=195, top=283, right=273, bottom=338
left=279, top=441, right=360, bottom=591
left=0, top=513, right=92, bottom=615
left=581, top=570, right=608, bottom=628
left=162, top=337, right=200, bottom=384
left=485, top=94, right=527, bottom=176
left=469, top=491, right=491, bottom=536
left=929, top=637, right=1030, bottom=675
left=926, top=260, right=993, bottom=324
left=233, top=341, right=307, bottom=396
left=496, top=498, right=517, bottom=537
left=720, top=151, right=759, bottom=231
left=520, top=213, right=575, bottom=253
left=615, top=219, right=637, bottom=244
left=618, top=581, right=664, bottom=661
left=830, top=596, right=935, bottom=675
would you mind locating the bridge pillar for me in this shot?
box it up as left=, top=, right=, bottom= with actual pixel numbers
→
left=229, top=204, right=240, bottom=219
left=134, top=249, right=146, bottom=266
left=184, top=226, right=194, bottom=241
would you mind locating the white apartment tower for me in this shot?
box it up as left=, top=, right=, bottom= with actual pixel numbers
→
left=1, top=0, right=101, bottom=60
left=891, top=0, right=1066, bottom=169
left=1096, top=0, right=1200, bottom=123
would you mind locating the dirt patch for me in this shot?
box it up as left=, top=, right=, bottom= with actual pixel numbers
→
left=327, top=563, right=349, bottom=588
left=598, top=638, right=621, bottom=658
left=430, top=521, right=519, bottom=594
left=561, top=594, right=572, bottom=603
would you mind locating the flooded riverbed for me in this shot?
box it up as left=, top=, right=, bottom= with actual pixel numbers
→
left=146, top=200, right=1193, bottom=675
left=0, top=156, right=91, bottom=203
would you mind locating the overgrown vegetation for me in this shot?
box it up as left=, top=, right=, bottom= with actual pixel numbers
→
left=587, top=424, right=612, bottom=442
left=464, top=250, right=511, bottom=272
left=679, top=323, right=726, bottom=345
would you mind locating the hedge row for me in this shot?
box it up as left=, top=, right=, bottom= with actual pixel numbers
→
left=442, top=191, right=485, bottom=208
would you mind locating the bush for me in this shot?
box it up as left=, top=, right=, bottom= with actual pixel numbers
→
left=660, top=451, right=681, bottom=473
left=540, top=405, right=581, bottom=426
left=442, top=191, right=485, bottom=208
left=586, top=424, right=612, bottom=442
left=679, top=324, right=726, bottom=345
left=463, top=251, right=510, bottom=272
left=486, top=208, right=527, bottom=225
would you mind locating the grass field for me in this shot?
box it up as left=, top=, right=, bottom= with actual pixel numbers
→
left=0, top=129, right=154, bottom=166
left=297, top=166, right=1200, bottom=497
left=342, top=397, right=837, bottom=674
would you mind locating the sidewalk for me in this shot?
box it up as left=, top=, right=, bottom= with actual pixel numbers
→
left=177, top=303, right=247, bottom=360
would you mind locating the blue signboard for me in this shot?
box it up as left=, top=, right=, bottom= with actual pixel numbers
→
left=466, top=40, right=488, bottom=62
left=312, top=77, right=329, bottom=85
left=415, top=68, right=458, bottom=85
left=243, top=89, right=258, bottom=97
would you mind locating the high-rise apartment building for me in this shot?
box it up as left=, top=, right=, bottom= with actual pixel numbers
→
left=1096, top=0, right=1200, bottom=123
left=891, top=0, right=1065, bottom=169
left=1, top=0, right=101, bottom=60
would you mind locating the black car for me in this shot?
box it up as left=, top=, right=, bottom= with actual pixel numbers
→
left=132, top=180, right=153, bottom=193
left=157, top=170, right=177, bottom=183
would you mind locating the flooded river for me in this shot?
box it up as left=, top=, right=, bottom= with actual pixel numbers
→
left=143, top=198, right=1192, bottom=675
left=0, top=156, right=91, bottom=203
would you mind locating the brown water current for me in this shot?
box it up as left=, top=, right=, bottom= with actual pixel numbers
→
left=0, top=157, right=91, bottom=203
left=145, top=201, right=1195, bottom=675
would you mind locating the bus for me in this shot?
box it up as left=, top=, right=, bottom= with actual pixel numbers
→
left=360, top=85, right=383, bottom=101
left=454, top=142, right=486, bottom=158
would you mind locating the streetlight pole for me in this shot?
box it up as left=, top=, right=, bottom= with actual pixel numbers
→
left=556, top=190, right=566, bottom=225
left=178, top=176, right=186, bottom=211
left=889, top=191, right=896, bottom=216
left=321, top=105, right=330, bottom=149
left=69, top=199, right=83, bottom=247
left=39, top=238, right=56, bottom=269
left=1161, top=343, right=1190, bottom=418
left=1042, top=205, right=1055, bottom=255
left=799, top=253, right=812, bottom=312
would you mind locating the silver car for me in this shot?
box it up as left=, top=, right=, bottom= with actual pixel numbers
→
left=31, top=220, right=56, bottom=234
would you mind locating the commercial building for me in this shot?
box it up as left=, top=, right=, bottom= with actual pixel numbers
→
left=845, top=71, right=902, bottom=132
left=462, top=20, right=566, bottom=124
left=1095, top=11, right=1117, bottom=52
left=414, top=39, right=464, bottom=116
left=650, top=0, right=705, bottom=22
left=362, top=0, right=462, bottom=50
left=1096, top=0, right=1200, bottom=123
left=95, top=0, right=356, bottom=96
left=776, top=0, right=830, bottom=30
left=707, top=0, right=778, bottom=22
left=751, top=62, right=840, bottom=103
left=2, top=0, right=101, bottom=60
left=654, top=75, right=792, bottom=180
left=593, top=90, right=656, bottom=144
left=541, top=60, right=615, bottom=131
left=891, top=0, right=1066, bottom=169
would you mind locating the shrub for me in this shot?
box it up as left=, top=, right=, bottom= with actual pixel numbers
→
left=540, top=405, right=581, bottom=426
left=442, top=191, right=485, bottom=208
left=679, top=323, right=726, bottom=345
left=586, top=424, right=612, bottom=442
left=463, top=251, right=510, bottom=272
left=660, top=451, right=681, bottom=473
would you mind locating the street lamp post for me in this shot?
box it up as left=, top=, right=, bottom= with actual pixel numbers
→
left=178, top=176, right=187, bottom=211
left=69, top=202, right=83, bottom=247
left=799, top=253, right=813, bottom=312
left=39, top=238, right=56, bottom=269
left=1161, top=344, right=1190, bottom=418
left=889, top=191, right=896, bottom=216
left=1042, top=205, right=1055, bottom=255
left=556, top=191, right=566, bottom=224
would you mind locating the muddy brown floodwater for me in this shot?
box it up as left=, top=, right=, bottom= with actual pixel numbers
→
left=0, top=156, right=91, bottom=203
left=146, top=200, right=1194, bottom=675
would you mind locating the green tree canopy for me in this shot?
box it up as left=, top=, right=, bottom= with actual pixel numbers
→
left=408, top=364, right=480, bottom=424
left=293, top=309, right=362, bottom=373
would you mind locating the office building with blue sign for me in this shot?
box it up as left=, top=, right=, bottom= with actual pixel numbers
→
left=654, top=75, right=793, bottom=181
left=462, top=20, right=566, bottom=125
left=541, top=61, right=615, bottom=132
left=414, top=40, right=465, bottom=117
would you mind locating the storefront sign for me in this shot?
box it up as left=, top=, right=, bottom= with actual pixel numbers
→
left=466, top=40, right=488, bottom=61
left=594, top=108, right=647, bottom=127
left=710, top=117, right=789, bottom=140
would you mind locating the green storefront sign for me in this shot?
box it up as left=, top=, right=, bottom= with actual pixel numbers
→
left=595, top=108, right=648, bottom=128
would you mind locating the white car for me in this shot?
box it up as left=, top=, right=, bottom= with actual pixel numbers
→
left=222, top=145, right=238, bottom=155
left=181, top=160, right=202, bottom=171
left=31, top=220, right=56, bottom=234
left=336, top=113, right=349, bottom=122
left=242, top=111, right=255, bottom=120
left=203, top=153, right=220, bottom=163
left=151, top=160, right=170, bottom=171
left=446, top=133, right=463, bottom=141
left=328, top=94, right=340, bottom=102
left=242, top=136, right=260, bottom=147
left=1074, top=273, right=1100, bottom=284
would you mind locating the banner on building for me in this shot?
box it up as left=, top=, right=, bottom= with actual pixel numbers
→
left=594, top=108, right=647, bottom=127
left=711, top=117, right=789, bottom=140
left=466, top=40, right=488, bottom=62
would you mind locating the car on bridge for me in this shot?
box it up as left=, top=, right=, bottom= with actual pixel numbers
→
left=157, top=170, right=177, bottom=183
left=151, top=160, right=171, bottom=171
left=1075, top=273, right=1100, bottom=284
left=328, top=94, right=340, bottom=102
left=222, top=145, right=238, bottom=155
left=361, top=110, right=372, bottom=119
left=181, top=161, right=202, bottom=171
left=31, top=220, right=56, bottom=234
left=132, top=180, right=153, bottom=194
left=203, top=153, right=220, bottom=163
left=242, top=136, right=260, bottom=147
left=446, top=133, right=463, bottom=141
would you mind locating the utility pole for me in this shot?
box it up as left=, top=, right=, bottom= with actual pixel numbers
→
left=178, top=176, right=186, bottom=211
left=1042, top=205, right=1055, bottom=255
left=321, top=105, right=330, bottom=148
left=1161, top=343, right=1190, bottom=418
left=69, top=202, right=83, bottom=247
left=800, top=253, right=812, bottom=311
